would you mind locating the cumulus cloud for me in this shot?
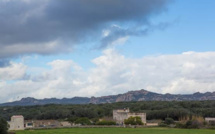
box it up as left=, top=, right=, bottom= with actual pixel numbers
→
left=0, top=0, right=171, bottom=59
left=1, top=50, right=215, bottom=103
left=0, top=62, right=27, bottom=80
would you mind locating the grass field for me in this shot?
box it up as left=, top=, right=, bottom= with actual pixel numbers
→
left=16, top=128, right=215, bottom=134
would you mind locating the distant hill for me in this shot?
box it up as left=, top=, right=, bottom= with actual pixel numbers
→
left=0, top=97, right=90, bottom=106
left=1, top=89, right=215, bottom=106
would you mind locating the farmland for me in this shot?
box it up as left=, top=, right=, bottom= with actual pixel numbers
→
left=16, top=128, right=215, bottom=134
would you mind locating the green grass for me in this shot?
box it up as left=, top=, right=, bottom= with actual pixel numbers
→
left=16, top=128, right=215, bottom=134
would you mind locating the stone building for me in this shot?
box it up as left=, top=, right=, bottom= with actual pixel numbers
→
left=24, top=121, right=34, bottom=128
left=205, top=117, right=215, bottom=123
left=113, top=108, right=146, bottom=125
left=24, top=120, right=61, bottom=128
left=8, top=115, right=71, bottom=130
left=8, top=115, right=24, bottom=130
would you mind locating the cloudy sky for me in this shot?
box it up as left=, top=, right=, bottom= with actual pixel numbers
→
left=0, top=0, right=215, bottom=103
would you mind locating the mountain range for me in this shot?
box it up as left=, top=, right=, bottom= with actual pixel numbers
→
left=1, top=89, right=215, bottom=106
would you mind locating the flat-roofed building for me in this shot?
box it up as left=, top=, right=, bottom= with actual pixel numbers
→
left=8, top=115, right=24, bottom=130
left=205, top=117, right=215, bottom=123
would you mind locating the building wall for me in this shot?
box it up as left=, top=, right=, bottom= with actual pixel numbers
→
left=25, top=120, right=69, bottom=128
left=9, top=116, right=24, bottom=130
left=113, top=109, right=130, bottom=124
left=205, top=118, right=215, bottom=123
left=24, top=121, right=34, bottom=128
left=60, top=121, right=72, bottom=127
left=113, top=112, right=128, bottom=124
left=113, top=109, right=146, bottom=125
left=31, top=120, right=61, bottom=127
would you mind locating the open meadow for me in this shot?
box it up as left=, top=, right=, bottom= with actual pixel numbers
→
left=16, top=128, right=215, bottom=134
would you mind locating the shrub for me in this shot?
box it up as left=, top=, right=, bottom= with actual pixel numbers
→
left=164, top=118, right=174, bottom=125
left=124, top=116, right=143, bottom=125
left=209, top=121, right=215, bottom=126
left=159, top=122, right=168, bottom=127
left=74, top=117, right=91, bottom=125
left=185, top=120, right=203, bottom=129
left=8, top=132, right=15, bottom=134
left=175, top=122, right=186, bottom=128
left=91, top=118, right=99, bottom=124
left=67, top=117, right=78, bottom=123
left=176, top=119, right=204, bottom=129
left=203, top=121, right=207, bottom=126
left=185, top=120, right=192, bottom=127
left=96, top=120, right=116, bottom=125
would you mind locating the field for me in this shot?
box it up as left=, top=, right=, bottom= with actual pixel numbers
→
left=16, top=128, right=215, bottom=134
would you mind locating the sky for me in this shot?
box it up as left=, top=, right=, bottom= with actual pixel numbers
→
left=0, top=0, right=215, bottom=103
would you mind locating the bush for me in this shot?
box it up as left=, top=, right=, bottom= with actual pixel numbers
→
left=124, top=116, right=143, bottom=125
left=67, top=117, right=78, bottom=123
left=209, top=121, right=215, bottom=126
left=159, top=122, right=168, bottom=127
left=203, top=121, right=207, bottom=126
left=74, top=117, right=91, bottom=125
left=164, top=118, right=174, bottom=125
left=8, top=132, right=15, bottom=134
left=0, top=116, right=8, bottom=134
left=175, top=122, right=186, bottom=128
left=185, top=120, right=203, bottom=129
left=91, top=118, right=99, bottom=124
left=96, top=120, right=116, bottom=125
left=175, top=120, right=203, bottom=129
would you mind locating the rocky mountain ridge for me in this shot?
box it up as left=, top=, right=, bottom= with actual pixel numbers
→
left=1, top=89, right=215, bottom=106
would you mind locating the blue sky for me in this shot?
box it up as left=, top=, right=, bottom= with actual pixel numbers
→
left=115, top=0, right=215, bottom=56
left=22, top=0, right=215, bottom=69
left=0, top=0, right=215, bottom=103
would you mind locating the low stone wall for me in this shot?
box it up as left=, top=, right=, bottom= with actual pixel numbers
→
left=146, top=123, right=159, bottom=126
left=25, top=125, right=152, bottom=130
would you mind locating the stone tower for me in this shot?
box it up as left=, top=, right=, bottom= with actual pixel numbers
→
left=8, top=115, right=24, bottom=130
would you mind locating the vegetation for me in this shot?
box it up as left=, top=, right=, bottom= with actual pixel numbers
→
left=95, top=120, right=116, bottom=125
left=164, top=118, right=175, bottom=125
left=1, top=100, right=215, bottom=122
left=0, top=116, right=8, bottom=134
left=124, top=116, right=143, bottom=125
left=175, top=115, right=205, bottom=129
left=16, top=128, right=215, bottom=134
left=74, top=117, right=91, bottom=125
left=158, top=117, right=175, bottom=127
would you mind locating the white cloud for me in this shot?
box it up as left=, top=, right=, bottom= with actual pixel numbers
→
left=1, top=50, right=215, bottom=103
left=0, top=62, right=27, bottom=80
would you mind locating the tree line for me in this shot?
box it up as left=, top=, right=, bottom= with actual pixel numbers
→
left=1, top=100, right=215, bottom=121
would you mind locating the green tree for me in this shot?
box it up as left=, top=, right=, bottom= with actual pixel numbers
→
left=124, top=116, right=143, bottom=125
left=67, top=116, right=78, bottom=123
left=75, top=117, right=91, bottom=125
left=0, top=116, right=8, bottom=134
left=164, top=118, right=175, bottom=125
